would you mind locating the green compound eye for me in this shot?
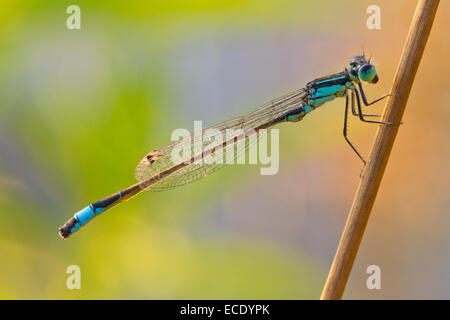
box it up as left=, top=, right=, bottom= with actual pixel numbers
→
left=358, top=64, right=378, bottom=83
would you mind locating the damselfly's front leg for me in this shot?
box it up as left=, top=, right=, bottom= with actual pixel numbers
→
left=353, top=89, right=402, bottom=125
left=343, top=91, right=366, bottom=165
left=357, top=82, right=393, bottom=106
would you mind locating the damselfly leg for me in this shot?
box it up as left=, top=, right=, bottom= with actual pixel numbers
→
left=357, top=82, right=393, bottom=106
left=350, top=91, right=380, bottom=118
left=352, top=88, right=401, bottom=125
left=343, top=92, right=367, bottom=165
left=343, top=85, right=401, bottom=164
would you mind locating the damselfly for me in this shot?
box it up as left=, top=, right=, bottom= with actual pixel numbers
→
left=59, top=55, right=397, bottom=239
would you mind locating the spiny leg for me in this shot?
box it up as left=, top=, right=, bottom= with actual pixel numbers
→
left=343, top=92, right=366, bottom=164
left=353, top=89, right=401, bottom=125
left=350, top=90, right=380, bottom=118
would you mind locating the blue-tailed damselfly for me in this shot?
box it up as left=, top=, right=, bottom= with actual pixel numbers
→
left=59, top=55, right=397, bottom=239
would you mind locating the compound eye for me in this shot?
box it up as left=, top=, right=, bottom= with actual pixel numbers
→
left=371, top=74, right=379, bottom=84
left=358, top=64, right=377, bottom=83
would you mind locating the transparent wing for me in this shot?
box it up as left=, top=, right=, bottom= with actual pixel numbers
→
left=135, top=88, right=307, bottom=191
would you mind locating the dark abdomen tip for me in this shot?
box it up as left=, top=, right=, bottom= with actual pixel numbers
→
left=58, top=217, right=79, bottom=239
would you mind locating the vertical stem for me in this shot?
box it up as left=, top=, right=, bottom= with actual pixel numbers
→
left=320, top=0, right=440, bottom=300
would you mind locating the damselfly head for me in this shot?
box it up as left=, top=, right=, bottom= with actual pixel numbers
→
left=349, top=56, right=379, bottom=84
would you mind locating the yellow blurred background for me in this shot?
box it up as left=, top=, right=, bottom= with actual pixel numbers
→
left=0, top=0, right=448, bottom=299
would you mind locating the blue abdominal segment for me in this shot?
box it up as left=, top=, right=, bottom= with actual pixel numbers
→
left=70, top=222, right=81, bottom=233
left=74, top=205, right=96, bottom=225
left=70, top=205, right=98, bottom=234
left=60, top=188, right=138, bottom=238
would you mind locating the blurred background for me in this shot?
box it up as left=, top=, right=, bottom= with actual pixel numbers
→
left=0, top=0, right=448, bottom=299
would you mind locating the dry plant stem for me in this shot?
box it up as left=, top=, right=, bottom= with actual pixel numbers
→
left=320, top=0, right=440, bottom=300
